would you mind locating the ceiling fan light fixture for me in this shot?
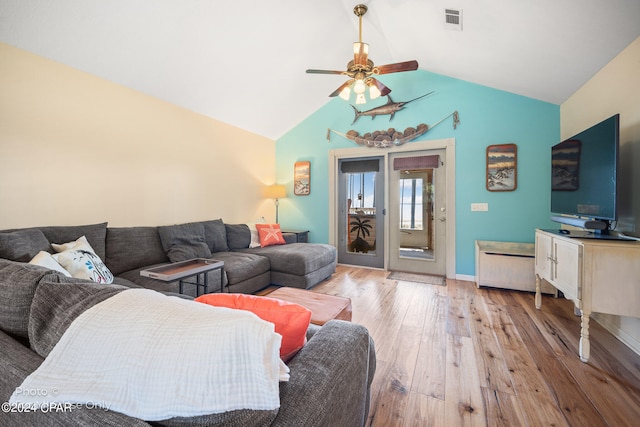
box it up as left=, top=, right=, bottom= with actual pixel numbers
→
left=339, top=86, right=351, bottom=101
left=356, top=93, right=367, bottom=104
left=353, top=78, right=367, bottom=94
left=369, top=85, right=381, bottom=100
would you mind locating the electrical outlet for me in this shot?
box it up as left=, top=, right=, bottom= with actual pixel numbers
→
left=471, top=203, right=488, bottom=212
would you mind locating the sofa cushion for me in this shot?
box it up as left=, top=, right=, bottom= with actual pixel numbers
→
left=52, top=236, right=114, bottom=284
left=201, top=219, right=229, bottom=253
left=195, top=293, right=311, bottom=361
left=38, top=222, right=108, bottom=261
left=158, top=223, right=212, bottom=262
left=225, top=223, right=251, bottom=250
left=0, top=229, right=51, bottom=262
left=246, top=222, right=264, bottom=248
left=28, top=276, right=127, bottom=358
left=244, top=243, right=337, bottom=276
left=0, top=258, right=53, bottom=339
left=206, top=252, right=270, bottom=285
left=29, top=251, right=72, bottom=277
left=106, top=227, right=168, bottom=275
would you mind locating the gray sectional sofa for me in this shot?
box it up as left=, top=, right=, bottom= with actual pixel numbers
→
left=0, top=222, right=376, bottom=426
left=0, top=258, right=376, bottom=426
left=0, top=220, right=337, bottom=297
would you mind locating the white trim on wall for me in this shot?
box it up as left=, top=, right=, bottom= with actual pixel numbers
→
left=328, top=138, right=456, bottom=279
left=593, top=313, right=640, bottom=357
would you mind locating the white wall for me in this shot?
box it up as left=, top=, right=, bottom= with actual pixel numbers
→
left=561, top=36, right=640, bottom=354
left=0, top=43, right=277, bottom=228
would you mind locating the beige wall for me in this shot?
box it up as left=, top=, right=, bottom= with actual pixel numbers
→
left=0, top=43, right=277, bottom=229
left=561, top=36, right=640, bottom=355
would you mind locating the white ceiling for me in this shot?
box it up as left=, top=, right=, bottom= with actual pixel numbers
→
left=2, top=0, right=639, bottom=140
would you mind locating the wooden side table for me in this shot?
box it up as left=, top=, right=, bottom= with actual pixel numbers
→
left=281, top=229, right=309, bottom=243
left=140, top=258, right=225, bottom=296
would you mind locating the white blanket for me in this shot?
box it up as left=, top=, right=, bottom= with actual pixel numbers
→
left=10, top=289, right=288, bottom=420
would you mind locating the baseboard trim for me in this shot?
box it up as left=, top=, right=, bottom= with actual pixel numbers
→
left=592, top=313, right=640, bottom=357
left=456, top=274, right=475, bottom=282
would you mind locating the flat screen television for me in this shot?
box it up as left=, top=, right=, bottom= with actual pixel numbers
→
left=550, top=114, right=619, bottom=235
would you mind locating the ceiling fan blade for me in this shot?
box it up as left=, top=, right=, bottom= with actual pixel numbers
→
left=368, top=77, right=392, bottom=96
left=306, top=69, right=346, bottom=75
left=329, top=80, right=354, bottom=97
left=376, top=60, right=419, bottom=75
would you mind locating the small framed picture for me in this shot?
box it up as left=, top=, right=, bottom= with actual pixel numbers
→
left=294, top=161, right=310, bottom=196
left=486, top=144, right=517, bottom=191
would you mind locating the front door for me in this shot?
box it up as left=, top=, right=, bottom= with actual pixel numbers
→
left=388, top=150, right=446, bottom=275
left=337, top=157, right=385, bottom=268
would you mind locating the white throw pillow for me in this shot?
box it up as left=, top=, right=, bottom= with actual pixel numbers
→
left=52, top=236, right=114, bottom=284
left=247, top=220, right=265, bottom=248
left=29, top=251, right=72, bottom=277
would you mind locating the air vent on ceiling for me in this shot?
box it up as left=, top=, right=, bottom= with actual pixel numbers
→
left=445, top=8, right=462, bottom=31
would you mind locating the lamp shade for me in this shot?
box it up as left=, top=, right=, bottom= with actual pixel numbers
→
left=263, top=184, right=286, bottom=199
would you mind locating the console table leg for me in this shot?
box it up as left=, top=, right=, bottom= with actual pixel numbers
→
left=579, top=309, right=591, bottom=363
left=535, top=274, right=542, bottom=309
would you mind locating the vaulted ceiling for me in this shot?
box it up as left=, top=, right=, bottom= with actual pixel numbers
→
left=2, top=0, right=639, bottom=140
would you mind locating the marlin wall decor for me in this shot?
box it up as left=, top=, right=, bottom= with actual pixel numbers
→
left=350, top=91, right=434, bottom=125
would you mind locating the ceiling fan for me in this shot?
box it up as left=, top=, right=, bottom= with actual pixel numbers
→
left=306, top=4, right=419, bottom=104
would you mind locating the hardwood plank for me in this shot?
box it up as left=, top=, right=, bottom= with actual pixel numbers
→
left=480, top=387, right=526, bottom=427
left=446, top=280, right=471, bottom=337
left=367, top=358, right=413, bottom=427
left=467, top=289, right=516, bottom=395
left=445, top=334, right=486, bottom=426
left=365, top=282, right=432, bottom=426
left=410, top=293, right=447, bottom=400
left=403, top=392, right=445, bottom=427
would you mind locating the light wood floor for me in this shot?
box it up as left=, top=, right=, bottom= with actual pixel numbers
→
left=311, top=265, right=640, bottom=427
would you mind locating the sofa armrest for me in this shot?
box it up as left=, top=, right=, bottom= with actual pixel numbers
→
left=273, top=320, right=376, bottom=427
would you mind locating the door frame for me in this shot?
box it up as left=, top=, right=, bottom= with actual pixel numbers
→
left=328, top=138, right=456, bottom=279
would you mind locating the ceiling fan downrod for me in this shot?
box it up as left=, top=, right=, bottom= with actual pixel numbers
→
left=353, top=4, right=368, bottom=43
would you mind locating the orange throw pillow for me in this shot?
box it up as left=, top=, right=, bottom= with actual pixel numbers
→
left=195, top=293, right=311, bottom=362
left=256, top=224, right=286, bottom=247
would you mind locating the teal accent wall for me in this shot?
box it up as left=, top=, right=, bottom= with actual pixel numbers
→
left=276, top=70, right=559, bottom=276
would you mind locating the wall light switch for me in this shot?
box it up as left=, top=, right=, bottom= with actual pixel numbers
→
left=471, top=203, right=489, bottom=212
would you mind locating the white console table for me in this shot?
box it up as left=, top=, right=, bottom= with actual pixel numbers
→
left=534, top=229, right=640, bottom=362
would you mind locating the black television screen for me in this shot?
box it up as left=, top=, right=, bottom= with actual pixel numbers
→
left=551, top=114, right=619, bottom=222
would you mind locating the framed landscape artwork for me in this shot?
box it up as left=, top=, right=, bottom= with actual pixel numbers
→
left=486, top=144, right=517, bottom=191
left=294, top=161, right=310, bottom=196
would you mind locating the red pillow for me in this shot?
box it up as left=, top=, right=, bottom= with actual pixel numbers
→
left=195, top=293, right=311, bottom=362
left=256, top=224, right=286, bottom=247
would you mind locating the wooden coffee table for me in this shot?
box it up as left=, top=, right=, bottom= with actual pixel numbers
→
left=267, top=287, right=352, bottom=326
